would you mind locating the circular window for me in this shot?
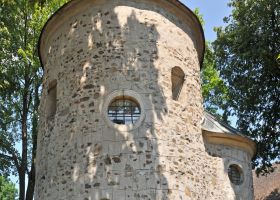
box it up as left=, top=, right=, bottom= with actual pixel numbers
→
left=108, top=96, right=141, bottom=125
left=228, top=164, right=243, bottom=185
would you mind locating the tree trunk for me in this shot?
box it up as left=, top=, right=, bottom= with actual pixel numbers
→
left=19, top=170, right=25, bottom=200
left=25, top=161, right=35, bottom=200
left=26, top=81, right=40, bottom=200
left=20, top=80, right=29, bottom=200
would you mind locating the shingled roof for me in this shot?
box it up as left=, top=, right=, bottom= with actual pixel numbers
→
left=202, top=112, right=243, bottom=136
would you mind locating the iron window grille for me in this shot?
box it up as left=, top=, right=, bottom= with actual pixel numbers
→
left=228, top=164, right=243, bottom=185
left=108, top=96, right=141, bottom=125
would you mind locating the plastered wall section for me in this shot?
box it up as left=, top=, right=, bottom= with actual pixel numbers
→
left=35, top=1, right=242, bottom=200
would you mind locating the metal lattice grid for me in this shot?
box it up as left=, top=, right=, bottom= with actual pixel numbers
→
left=108, top=97, right=141, bottom=125
left=228, top=164, right=243, bottom=185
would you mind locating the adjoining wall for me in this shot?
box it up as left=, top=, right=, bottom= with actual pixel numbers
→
left=204, top=142, right=254, bottom=200
left=202, top=125, right=255, bottom=200
left=35, top=0, right=253, bottom=200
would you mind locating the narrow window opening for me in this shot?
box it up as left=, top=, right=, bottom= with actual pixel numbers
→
left=46, top=80, right=57, bottom=118
left=171, top=66, right=185, bottom=100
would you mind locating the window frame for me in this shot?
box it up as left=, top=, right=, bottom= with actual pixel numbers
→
left=107, top=96, right=141, bottom=125
left=228, top=164, right=244, bottom=186
left=103, top=90, right=145, bottom=132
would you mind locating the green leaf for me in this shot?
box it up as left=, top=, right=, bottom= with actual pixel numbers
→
left=0, top=176, right=17, bottom=200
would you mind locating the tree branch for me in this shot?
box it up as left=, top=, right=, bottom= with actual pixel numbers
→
left=0, top=151, right=20, bottom=172
left=0, top=152, right=13, bottom=160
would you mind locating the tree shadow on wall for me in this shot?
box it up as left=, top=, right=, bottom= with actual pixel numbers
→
left=57, top=5, right=170, bottom=200
left=264, top=189, right=280, bottom=200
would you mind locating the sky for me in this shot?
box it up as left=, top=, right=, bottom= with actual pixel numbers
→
left=181, top=0, right=232, bottom=41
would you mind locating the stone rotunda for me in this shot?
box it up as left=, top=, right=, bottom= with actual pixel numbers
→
left=35, top=0, right=256, bottom=199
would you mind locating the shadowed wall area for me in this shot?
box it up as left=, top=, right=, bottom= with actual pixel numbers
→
left=35, top=0, right=208, bottom=199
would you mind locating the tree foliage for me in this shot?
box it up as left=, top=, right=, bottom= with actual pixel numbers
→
left=0, top=176, right=17, bottom=200
left=0, top=0, right=68, bottom=199
left=201, top=42, right=229, bottom=121
left=194, top=8, right=229, bottom=120
left=213, top=0, right=280, bottom=175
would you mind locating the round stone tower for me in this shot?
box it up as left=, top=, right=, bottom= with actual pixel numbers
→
left=36, top=0, right=255, bottom=200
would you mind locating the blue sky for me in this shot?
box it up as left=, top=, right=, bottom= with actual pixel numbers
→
left=182, top=0, right=232, bottom=41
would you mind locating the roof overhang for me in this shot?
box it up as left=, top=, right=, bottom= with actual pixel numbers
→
left=38, top=0, right=205, bottom=69
left=202, top=130, right=257, bottom=159
left=202, top=112, right=256, bottom=159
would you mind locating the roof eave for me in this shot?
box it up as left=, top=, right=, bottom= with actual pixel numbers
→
left=202, top=130, right=257, bottom=159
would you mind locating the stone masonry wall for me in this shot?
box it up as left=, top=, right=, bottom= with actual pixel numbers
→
left=35, top=1, right=251, bottom=199
left=205, top=143, right=255, bottom=200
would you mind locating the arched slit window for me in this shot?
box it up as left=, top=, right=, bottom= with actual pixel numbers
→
left=171, top=67, right=185, bottom=100
left=46, top=80, right=57, bottom=118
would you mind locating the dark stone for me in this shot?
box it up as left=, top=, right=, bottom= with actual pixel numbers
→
left=139, top=141, right=144, bottom=148
left=108, top=180, right=119, bottom=186
left=104, top=156, right=111, bottom=165
left=93, top=183, right=100, bottom=187
left=173, top=161, right=178, bottom=165
left=69, top=118, right=75, bottom=123
left=112, top=156, right=121, bottom=163
left=80, top=97, right=90, bottom=102
left=83, top=84, right=94, bottom=89
left=146, top=160, right=152, bottom=164
left=96, top=42, right=102, bottom=48
left=94, top=93, right=100, bottom=99
left=85, top=184, right=91, bottom=189
left=72, top=93, right=79, bottom=98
